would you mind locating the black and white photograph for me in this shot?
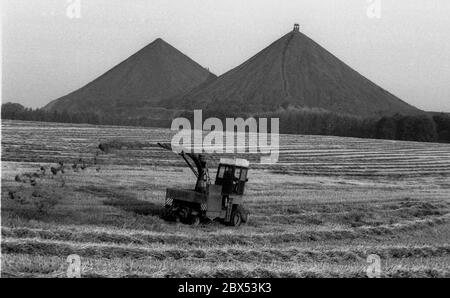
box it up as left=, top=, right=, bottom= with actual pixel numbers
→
left=1, top=0, right=450, bottom=283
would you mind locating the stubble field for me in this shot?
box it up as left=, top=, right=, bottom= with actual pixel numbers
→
left=1, top=120, right=450, bottom=277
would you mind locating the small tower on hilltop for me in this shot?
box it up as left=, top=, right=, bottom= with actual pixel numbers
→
left=293, top=23, right=300, bottom=32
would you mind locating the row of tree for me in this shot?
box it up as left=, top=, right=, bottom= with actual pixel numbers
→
left=376, top=113, right=450, bottom=142
left=1, top=103, right=171, bottom=128
left=270, top=109, right=449, bottom=143
left=259, top=109, right=376, bottom=138
left=2, top=102, right=449, bottom=143
left=144, top=108, right=450, bottom=143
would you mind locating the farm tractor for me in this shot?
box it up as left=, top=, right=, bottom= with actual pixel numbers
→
left=157, top=143, right=250, bottom=226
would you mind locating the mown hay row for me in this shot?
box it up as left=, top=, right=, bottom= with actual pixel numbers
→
left=2, top=237, right=450, bottom=264
left=4, top=213, right=448, bottom=246
left=3, top=252, right=450, bottom=278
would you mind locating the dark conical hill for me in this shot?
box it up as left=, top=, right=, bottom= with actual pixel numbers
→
left=167, top=29, right=420, bottom=117
left=44, top=38, right=215, bottom=115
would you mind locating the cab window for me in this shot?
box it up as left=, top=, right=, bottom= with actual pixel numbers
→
left=234, top=168, right=241, bottom=180
left=217, top=166, right=225, bottom=179
left=240, top=169, right=248, bottom=181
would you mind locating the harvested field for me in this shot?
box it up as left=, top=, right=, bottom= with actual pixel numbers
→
left=1, top=120, right=450, bottom=277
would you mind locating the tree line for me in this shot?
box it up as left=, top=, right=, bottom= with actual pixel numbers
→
left=2, top=102, right=449, bottom=143
left=1, top=103, right=171, bottom=128
left=271, top=109, right=450, bottom=143
left=375, top=113, right=450, bottom=143
left=180, top=108, right=450, bottom=143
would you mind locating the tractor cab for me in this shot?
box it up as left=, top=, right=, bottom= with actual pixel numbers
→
left=215, top=158, right=249, bottom=196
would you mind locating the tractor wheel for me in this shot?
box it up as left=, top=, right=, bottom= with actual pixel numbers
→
left=236, top=205, right=249, bottom=223
left=191, top=215, right=201, bottom=226
left=174, top=214, right=182, bottom=223
left=161, top=207, right=174, bottom=221
left=162, top=207, right=173, bottom=219
left=230, top=209, right=242, bottom=227
left=161, top=208, right=168, bottom=219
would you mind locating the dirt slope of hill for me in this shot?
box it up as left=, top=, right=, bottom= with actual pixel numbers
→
left=44, top=38, right=214, bottom=116
left=166, top=27, right=420, bottom=117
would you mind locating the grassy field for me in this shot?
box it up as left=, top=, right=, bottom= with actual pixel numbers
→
left=1, top=120, right=450, bottom=278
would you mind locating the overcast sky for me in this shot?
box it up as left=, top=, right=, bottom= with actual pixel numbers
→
left=2, top=0, right=450, bottom=112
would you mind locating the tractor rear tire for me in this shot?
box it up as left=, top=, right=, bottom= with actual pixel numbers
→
left=236, top=205, right=249, bottom=223
left=230, top=209, right=242, bottom=227
left=191, top=215, right=201, bottom=226
left=175, top=214, right=182, bottom=223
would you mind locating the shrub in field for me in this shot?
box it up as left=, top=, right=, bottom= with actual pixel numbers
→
left=8, top=187, right=62, bottom=216
left=31, top=188, right=61, bottom=215
left=9, top=160, right=90, bottom=216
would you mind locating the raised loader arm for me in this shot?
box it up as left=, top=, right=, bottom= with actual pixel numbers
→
left=157, top=143, right=210, bottom=192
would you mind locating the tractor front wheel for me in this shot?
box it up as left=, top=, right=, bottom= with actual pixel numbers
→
left=230, top=209, right=242, bottom=227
